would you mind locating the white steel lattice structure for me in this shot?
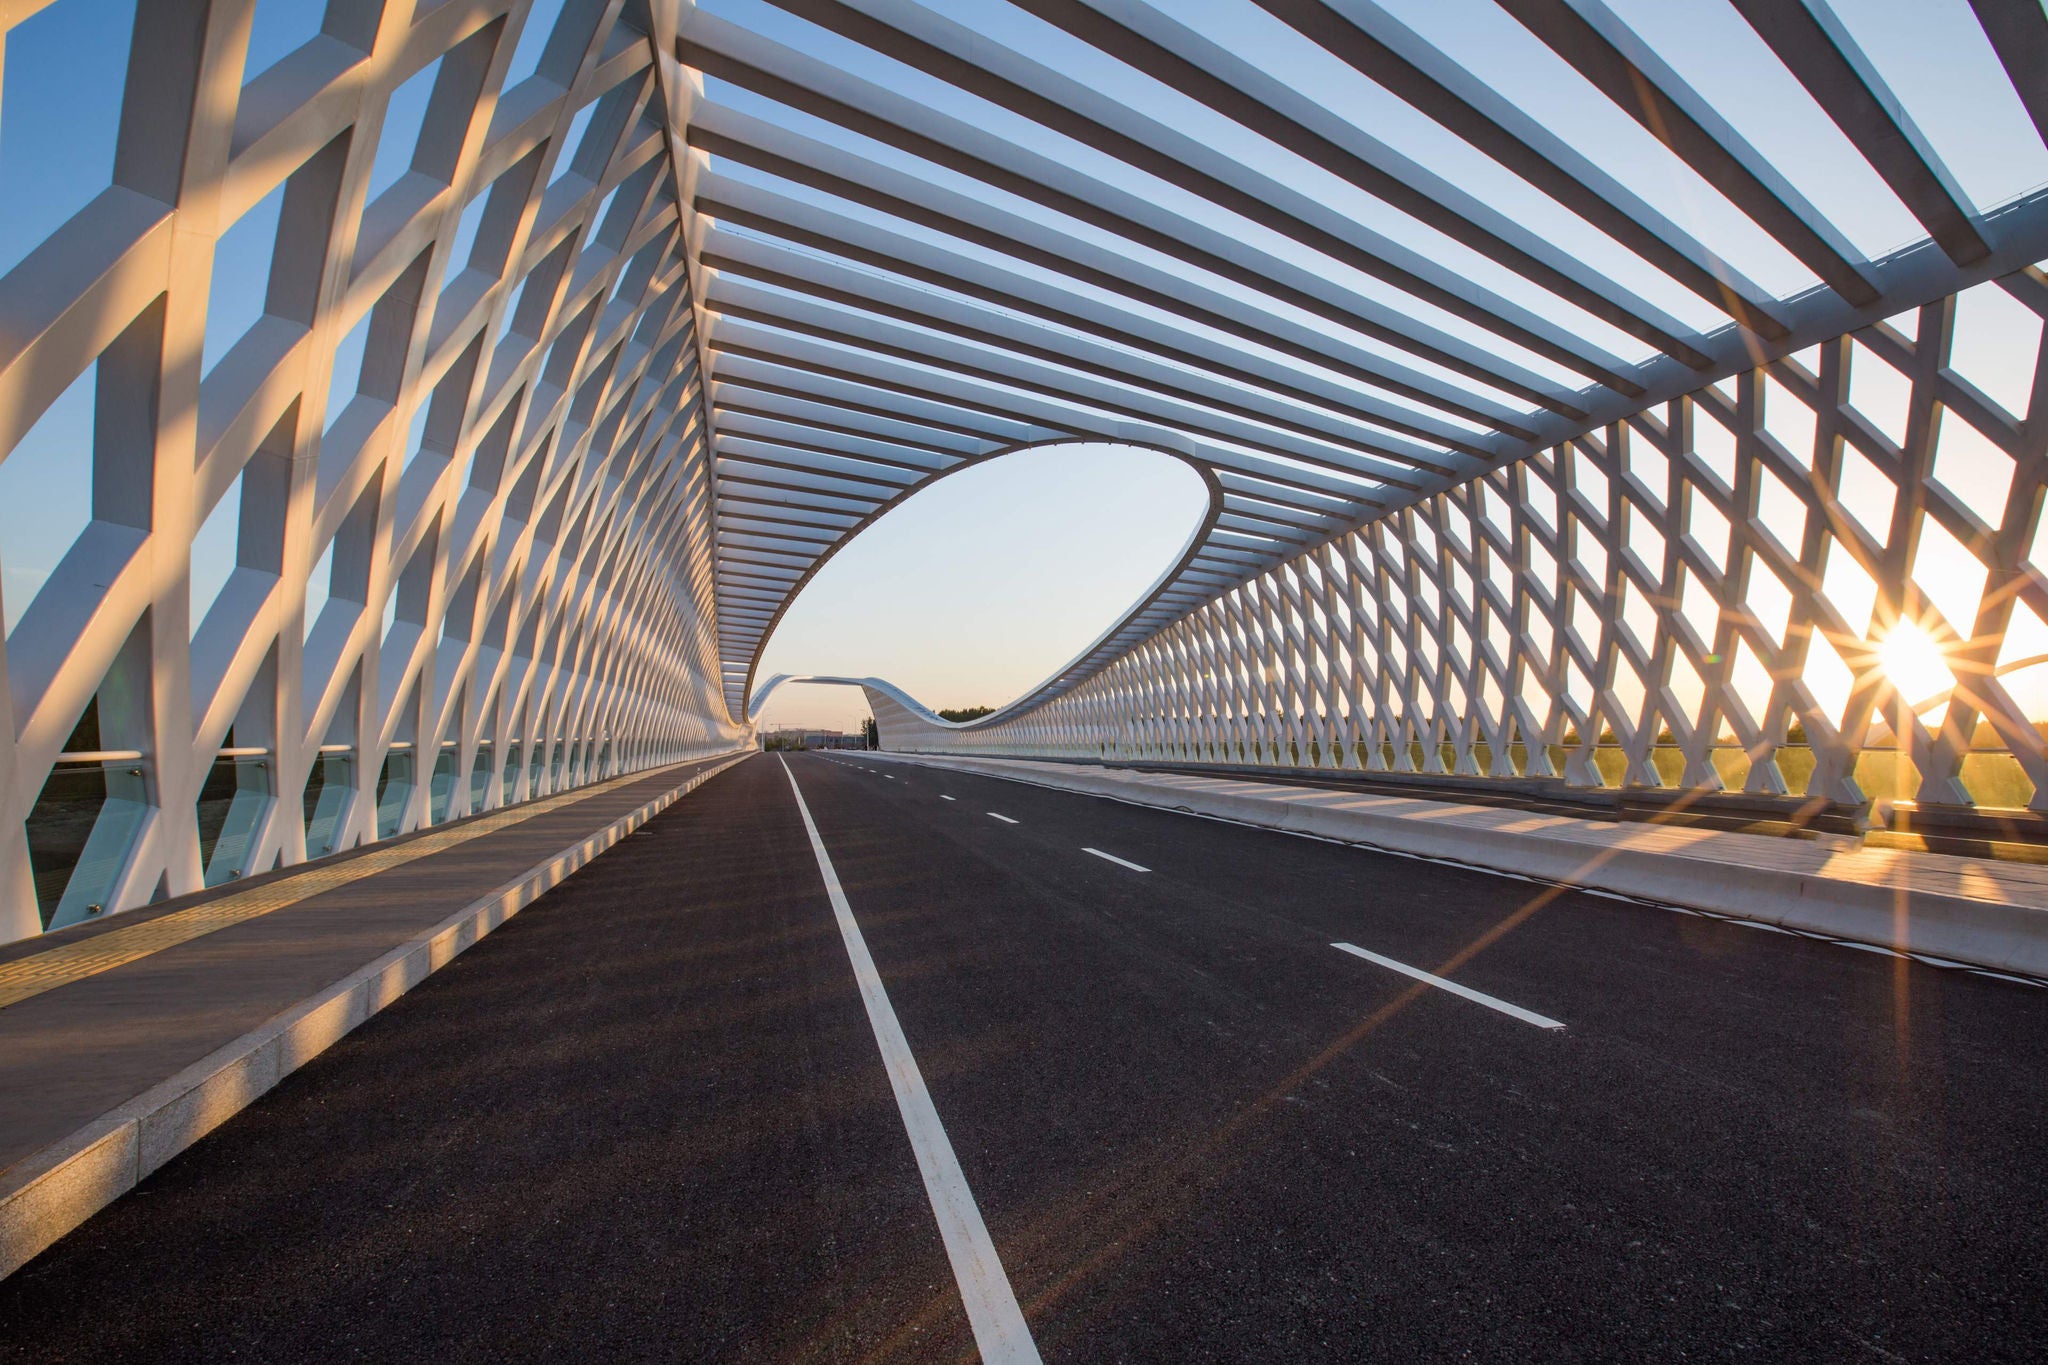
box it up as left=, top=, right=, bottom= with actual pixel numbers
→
left=6, top=0, right=2048, bottom=945
left=860, top=288, right=2048, bottom=830
left=674, top=0, right=2048, bottom=726
left=0, top=0, right=748, bottom=944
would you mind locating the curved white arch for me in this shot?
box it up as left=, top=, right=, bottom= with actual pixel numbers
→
left=746, top=673, right=1015, bottom=752
left=748, top=674, right=934, bottom=726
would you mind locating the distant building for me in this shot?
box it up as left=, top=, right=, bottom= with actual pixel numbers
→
left=759, top=727, right=866, bottom=751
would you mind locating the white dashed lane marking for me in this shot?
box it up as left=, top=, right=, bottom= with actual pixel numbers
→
left=1083, top=848, right=1150, bottom=873
left=1331, top=942, right=1564, bottom=1030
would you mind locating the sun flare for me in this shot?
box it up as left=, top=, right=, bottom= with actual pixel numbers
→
left=1878, top=618, right=1955, bottom=712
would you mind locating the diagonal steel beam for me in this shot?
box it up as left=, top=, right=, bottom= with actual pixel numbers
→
left=1498, top=0, right=1881, bottom=306
left=763, top=0, right=1712, bottom=368
left=677, top=34, right=1640, bottom=396
left=1729, top=0, right=1986, bottom=266
left=1247, top=0, right=1790, bottom=341
left=698, top=181, right=1544, bottom=434
left=1969, top=0, right=2048, bottom=148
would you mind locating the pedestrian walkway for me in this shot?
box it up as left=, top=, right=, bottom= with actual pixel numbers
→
left=0, top=752, right=750, bottom=1276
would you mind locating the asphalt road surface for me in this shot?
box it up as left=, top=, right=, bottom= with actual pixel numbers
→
left=5, top=751, right=2046, bottom=1362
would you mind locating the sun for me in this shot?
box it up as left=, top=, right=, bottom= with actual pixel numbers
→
left=1877, top=618, right=1954, bottom=713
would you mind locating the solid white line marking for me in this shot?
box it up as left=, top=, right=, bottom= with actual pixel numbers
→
left=1330, top=942, right=1564, bottom=1030
left=987, top=812, right=1019, bottom=824
left=940, top=795, right=956, bottom=801
left=778, top=758, right=1041, bottom=1364
left=1083, top=847, right=1150, bottom=873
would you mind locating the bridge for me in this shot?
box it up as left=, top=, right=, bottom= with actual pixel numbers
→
left=2, top=0, right=2047, bottom=1358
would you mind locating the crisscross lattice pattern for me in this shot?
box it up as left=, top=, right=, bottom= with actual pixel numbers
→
left=879, top=274, right=2048, bottom=822
left=0, top=0, right=744, bottom=942
left=8, top=0, right=2048, bottom=946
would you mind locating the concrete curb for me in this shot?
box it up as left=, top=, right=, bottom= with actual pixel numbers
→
left=0, top=752, right=750, bottom=1282
left=873, top=752, right=2048, bottom=980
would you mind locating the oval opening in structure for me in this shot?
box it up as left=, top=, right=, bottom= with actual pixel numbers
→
left=752, top=443, right=1209, bottom=735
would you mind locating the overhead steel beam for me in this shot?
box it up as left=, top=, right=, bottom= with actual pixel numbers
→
left=697, top=184, right=1544, bottom=434
left=705, top=331, right=1405, bottom=500
left=708, top=367, right=1034, bottom=444
left=678, top=40, right=1633, bottom=398
left=1247, top=0, right=1790, bottom=340
left=1969, top=0, right=2048, bottom=147
left=1497, top=0, right=1882, bottom=306
left=701, top=248, right=1493, bottom=460
left=1728, top=0, right=1987, bottom=266
left=704, top=292, right=1455, bottom=482
left=759, top=0, right=1713, bottom=368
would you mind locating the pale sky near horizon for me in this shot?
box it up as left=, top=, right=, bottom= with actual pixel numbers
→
left=751, top=444, right=1209, bottom=732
